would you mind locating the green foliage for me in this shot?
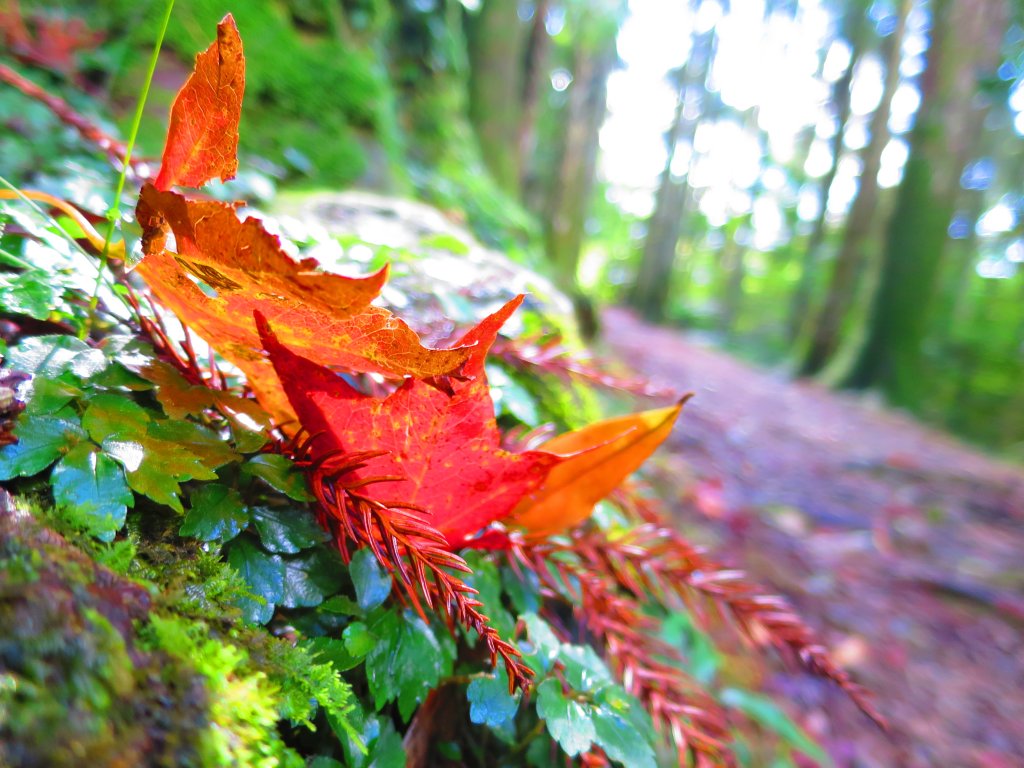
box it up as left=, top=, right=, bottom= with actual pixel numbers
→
left=68, top=0, right=401, bottom=188
left=180, top=483, right=248, bottom=542
left=468, top=668, right=519, bottom=727
left=721, top=688, right=831, bottom=766
left=365, top=608, right=454, bottom=721
left=51, top=443, right=134, bottom=540
left=0, top=71, right=117, bottom=185
left=524, top=614, right=658, bottom=768
left=349, top=547, right=392, bottom=612
left=249, top=504, right=329, bottom=552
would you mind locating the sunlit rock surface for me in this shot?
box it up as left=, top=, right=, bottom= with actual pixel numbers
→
left=270, top=190, right=575, bottom=346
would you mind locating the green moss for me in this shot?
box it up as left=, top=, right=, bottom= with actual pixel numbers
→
left=144, top=614, right=306, bottom=768
left=84, top=0, right=404, bottom=187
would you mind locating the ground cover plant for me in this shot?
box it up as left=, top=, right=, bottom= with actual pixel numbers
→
left=0, top=13, right=880, bottom=767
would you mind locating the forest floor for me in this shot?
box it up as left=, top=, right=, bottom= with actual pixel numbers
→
left=600, top=307, right=1024, bottom=768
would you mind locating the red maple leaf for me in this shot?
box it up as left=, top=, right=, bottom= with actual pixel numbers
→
left=256, top=296, right=560, bottom=548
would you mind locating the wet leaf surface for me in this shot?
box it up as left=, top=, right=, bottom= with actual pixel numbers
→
left=51, top=443, right=133, bottom=541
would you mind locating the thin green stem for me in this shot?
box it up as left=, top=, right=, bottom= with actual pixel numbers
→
left=90, top=0, right=176, bottom=328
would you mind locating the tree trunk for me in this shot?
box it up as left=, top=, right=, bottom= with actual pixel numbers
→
left=518, top=0, right=551, bottom=197
left=786, top=4, right=867, bottom=343
left=467, top=0, right=529, bottom=195
left=628, top=81, right=689, bottom=322
left=544, top=14, right=620, bottom=335
left=628, top=25, right=716, bottom=322
left=845, top=0, right=1008, bottom=405
left=719, top=224, right=749, bottom=339
left=800, top=0, right=910, bottom=375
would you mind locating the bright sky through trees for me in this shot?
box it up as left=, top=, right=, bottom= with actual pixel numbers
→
left=599, top=0, right=936, bottom=247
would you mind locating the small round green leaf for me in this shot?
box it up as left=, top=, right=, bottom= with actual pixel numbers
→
left=250, top=505, right=329, bottom=553
left=51, top=443, right=133, bottom=541
left=180, top=483, right=249, bottom=542
left=536, top=678, right=596, bottom=757
left=227, top=536, right=285, bottom=624
left=467, top=669, right=519, bottom=727
left=280, top=547, right=344, bottom=608
left=0, top=413, right=85, bottom=480
left=350, top=547, right=392, bottom=612
left=591, top=707, right=657, bottom=768
left=241, top=454, right=312, bottom=501
left=82, top=393, right=152, bottom=443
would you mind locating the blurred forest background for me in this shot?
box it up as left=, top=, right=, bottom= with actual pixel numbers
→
left=3, top=0, right=1023, bottom=455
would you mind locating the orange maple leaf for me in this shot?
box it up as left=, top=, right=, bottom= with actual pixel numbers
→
left=134, top=14, right=478, bottom=426
left=134, top=185, right=475, bottom=426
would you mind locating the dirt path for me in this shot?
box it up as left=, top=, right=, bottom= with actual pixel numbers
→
left=600, top=307, right=1024, bottom=768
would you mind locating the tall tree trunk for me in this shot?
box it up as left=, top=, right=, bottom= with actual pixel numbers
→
left=628, top=24, right=716, bottom=322
left=467, top=0, right=529, bottom=195
left=786, top=3, right=867, bottom=342
left=719, top=222, right=749, bottom=339
left=518, top=0, right=551, bottom=198
left=800, top=0, right=910, bottom=375
left=544, top=15, right=620, bottom=335
left=845, top=0, right=1008, bottom=404
left=628, top=79, right=690, bottom=322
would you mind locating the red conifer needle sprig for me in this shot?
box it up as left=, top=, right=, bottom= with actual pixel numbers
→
left=492, top=336, right=676, bottom=399
left=297, top=445, right=535, bottom=695
left=596, top=492, right=885, bottom=728
left=124, top=285, right=230, bottom=391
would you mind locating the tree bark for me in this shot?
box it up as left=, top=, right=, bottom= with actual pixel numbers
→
left=518, top=0, right=551, bottom=197
left=845, top=0, right=1008, bottom=404
left=719, top=223, right=749, bottom=339
left=800, top=0, right=910, bottom=375
left=467, top=0, right=529, bottom=195
left=628, top=25, right=716, bottom=323
left=544, top=12, right=620, bottom=335
left=786, top=3, right=867, bottom=343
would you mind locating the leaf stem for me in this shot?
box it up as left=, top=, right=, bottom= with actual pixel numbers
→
left=90, top=0, right=176, bottom=329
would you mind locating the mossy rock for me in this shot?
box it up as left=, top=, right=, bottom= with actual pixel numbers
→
left=0, top=491, right=208, bottom=768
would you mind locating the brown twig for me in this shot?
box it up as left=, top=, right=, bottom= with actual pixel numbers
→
left=0, top=62, right=140, bottom=173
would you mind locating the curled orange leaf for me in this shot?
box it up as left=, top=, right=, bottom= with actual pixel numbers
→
left=154, top=14, right=244, bottom=190
left=511, top=399, right=687, bottom=538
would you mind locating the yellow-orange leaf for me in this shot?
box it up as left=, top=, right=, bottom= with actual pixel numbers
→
left=154, top=14, right=244, bottom=190
left=134, top=184, right=473, bottom=427
left=511, top=400, right=686, bottom=538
